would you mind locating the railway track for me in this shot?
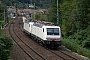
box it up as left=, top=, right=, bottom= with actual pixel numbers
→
left=48, top=49, right=77, bottom=60
left=8, top=17, right=47, bottom=60
left=3, top=17, right=86, bottom=60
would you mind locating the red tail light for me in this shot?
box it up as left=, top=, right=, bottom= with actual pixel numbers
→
left=50, top=38, right=56, bottom=40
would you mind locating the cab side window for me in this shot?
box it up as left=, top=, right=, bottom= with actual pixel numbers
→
left=43, top=28, right=44, bottom=32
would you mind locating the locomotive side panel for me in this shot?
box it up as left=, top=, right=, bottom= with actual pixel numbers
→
left=24, top=22, right=30, bottom=33
left=31, top=25, right=44, bottom=40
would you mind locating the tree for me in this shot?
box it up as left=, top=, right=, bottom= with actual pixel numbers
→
left=59, top=0, right=90, bottom=36
left=0, top=4, right=6, bottom=33
left=73, top=0, right=90, bottom=30
left=60, top=0, right=76, bottom=36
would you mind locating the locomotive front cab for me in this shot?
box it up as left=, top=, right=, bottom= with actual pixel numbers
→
left=43, top=26, right=61, bottom=48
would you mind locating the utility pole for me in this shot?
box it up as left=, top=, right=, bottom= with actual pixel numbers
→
left=57, top=0, right=59, bottom=25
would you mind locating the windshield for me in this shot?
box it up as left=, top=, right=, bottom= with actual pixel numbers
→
left=47, top=28, right=59, bottom=35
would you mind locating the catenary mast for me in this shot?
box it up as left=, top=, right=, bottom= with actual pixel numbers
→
left=57, top=0, right=59, bottom=25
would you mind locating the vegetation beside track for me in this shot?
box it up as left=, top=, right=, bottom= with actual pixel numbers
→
left=0, top=35, right=13, bottom=60
left=0, top=4, right=13, bottom=60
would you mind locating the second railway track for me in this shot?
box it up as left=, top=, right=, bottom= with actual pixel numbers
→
left=8, top=17, right=47, bottom=60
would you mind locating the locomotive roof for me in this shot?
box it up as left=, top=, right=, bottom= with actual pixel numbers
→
left=33, top=20, right=54, bottom=28
left=25, top=20, right=59, bottom=28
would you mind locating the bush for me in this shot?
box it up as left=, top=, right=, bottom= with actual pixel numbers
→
left=62, top=38, right=90, bottom=59
left=0, top=35, right=13, bottom=60
left=62, top=38, right=79, bottom=52
left=77, top=47, right=90, bottom=58
left=68, top=27, right=90, bottom=48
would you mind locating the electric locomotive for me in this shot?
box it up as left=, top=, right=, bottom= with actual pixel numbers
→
left=23, top=20, right=61, bottom=48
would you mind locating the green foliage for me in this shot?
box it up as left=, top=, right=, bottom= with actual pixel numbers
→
left=62, top=38, right=79, bottom=52
left=58, top=0, right=90, bottom=37
left=0, top=4, right=6, bottom=34
left=68, top=27, right=90, bottom=48
left=0, top=35, right=13, bottom=60
left=62, top=38, right=90, bottom=59
left=48, top=0, right=63, bottom=25
left=0, top=4, right=6, bottom=20
left=73, top=0, right=89, bottom=30
left=60, top=0, right=77, bottom=37
left=48, top=0, right=57, bottom=25
left=35, top=13, right=45, bottom=20
left=77, top=46, right=90, bottom=58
